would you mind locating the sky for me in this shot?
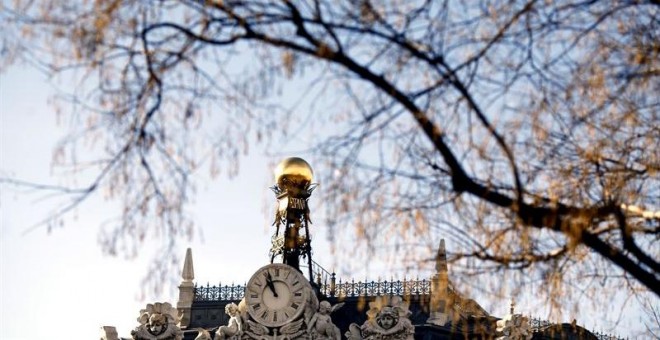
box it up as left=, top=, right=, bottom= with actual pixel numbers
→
left=0, top=64, right=338, bottom=339
left=1, top=62, right=422, bottom=339
left=0, top=60, right=652, bottom=339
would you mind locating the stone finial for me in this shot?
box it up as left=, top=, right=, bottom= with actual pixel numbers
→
left=428, top=239, right=451, bottom=326
left=435, top=239, right=448, bottom=274
left=182, top=248, right=194, bottom=283
left=178, top=248, right=195, bottom=329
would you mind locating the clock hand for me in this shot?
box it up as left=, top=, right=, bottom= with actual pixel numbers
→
left=266, top=272, right=278, bottom=297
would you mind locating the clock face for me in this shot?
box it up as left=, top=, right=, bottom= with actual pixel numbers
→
left=245, top=263, right=310, bottom=327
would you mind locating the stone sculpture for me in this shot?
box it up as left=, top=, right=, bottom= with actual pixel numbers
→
left=495, top=314, right=532, bottom=340
left=307, top=301, right=344, bottom=340
left=100, top=326, right=119, bottom=340
left=215, top=303, right=243, bottom=340
left=131, top=302, right=183, bottom=340
left=194, top=329, right=212, bottom=340
left=345, top=296, right=415, bottom=340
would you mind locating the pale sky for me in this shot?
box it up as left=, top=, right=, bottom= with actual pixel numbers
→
left=0, top=64, right=338, bottom=339
left=0, top=63, right=650, bottom=339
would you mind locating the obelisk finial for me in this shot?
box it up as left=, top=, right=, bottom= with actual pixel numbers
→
left=435, top=239, right=448, bottom=273
left=428, top=239, right=450, bottom=326
left=182, top=248, right=194, bottom=283
left=178, top=248, right=195, bottom=328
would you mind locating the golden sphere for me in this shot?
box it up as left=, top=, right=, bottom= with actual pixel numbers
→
left=274, top=157, right=314, bottom=183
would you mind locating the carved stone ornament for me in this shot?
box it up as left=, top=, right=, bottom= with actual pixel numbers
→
left=345, top=296, right=415, bottom=340
left=307, top=301, right=344, bottom=340
left=194, top=329, right=212, bottom=340
left=495, top=314, right=532, bottom=340
left=101, top=326, right=119, bottom=340
left=214, top=303, right=243, bottom=340
left=131, top=302, right=183, bottom=340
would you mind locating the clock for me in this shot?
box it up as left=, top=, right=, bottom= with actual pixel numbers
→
left=245, top=263, right=310, bottom=328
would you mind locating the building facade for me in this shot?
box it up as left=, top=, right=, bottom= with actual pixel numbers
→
left=101, top=158, right=620, bottom=340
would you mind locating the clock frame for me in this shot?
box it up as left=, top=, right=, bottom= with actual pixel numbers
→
left=245, top=263, right=310, bottom=328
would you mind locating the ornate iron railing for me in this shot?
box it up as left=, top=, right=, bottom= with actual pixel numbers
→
left=323, top=278, right=431, bottom=297
left=193, top=277, right=431, bottom=302
left=592, top=332, right=626, bottom=340
left=194, top=283, right=246, bottom=301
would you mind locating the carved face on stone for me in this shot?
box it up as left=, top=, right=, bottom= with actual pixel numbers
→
left=377, top=308, right=398, bottom=330
left=148, top=313, right=167, bottom=335
left=319, top=301, right=332, bottom=314
left=225, top=303, right=239, bottom=317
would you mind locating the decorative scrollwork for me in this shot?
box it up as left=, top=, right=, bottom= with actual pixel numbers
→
left=193, top=279, right=431, bottom=302
left=321, top=279, right=431, bottom=298
left=194, top=284, right=245, bottom=302
left=270, top=235, right=285, bottom=256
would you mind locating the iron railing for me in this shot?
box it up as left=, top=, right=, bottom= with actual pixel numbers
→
left=324, top=278, right=431, bottom=297
left=193, top=277, right=431, bottom=301
left=194, top=283, right=245, bottom=301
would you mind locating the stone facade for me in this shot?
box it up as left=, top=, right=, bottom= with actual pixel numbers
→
left=101, top=159, right=614, bottom=340
left=169, top=244, right=602, bottom=340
